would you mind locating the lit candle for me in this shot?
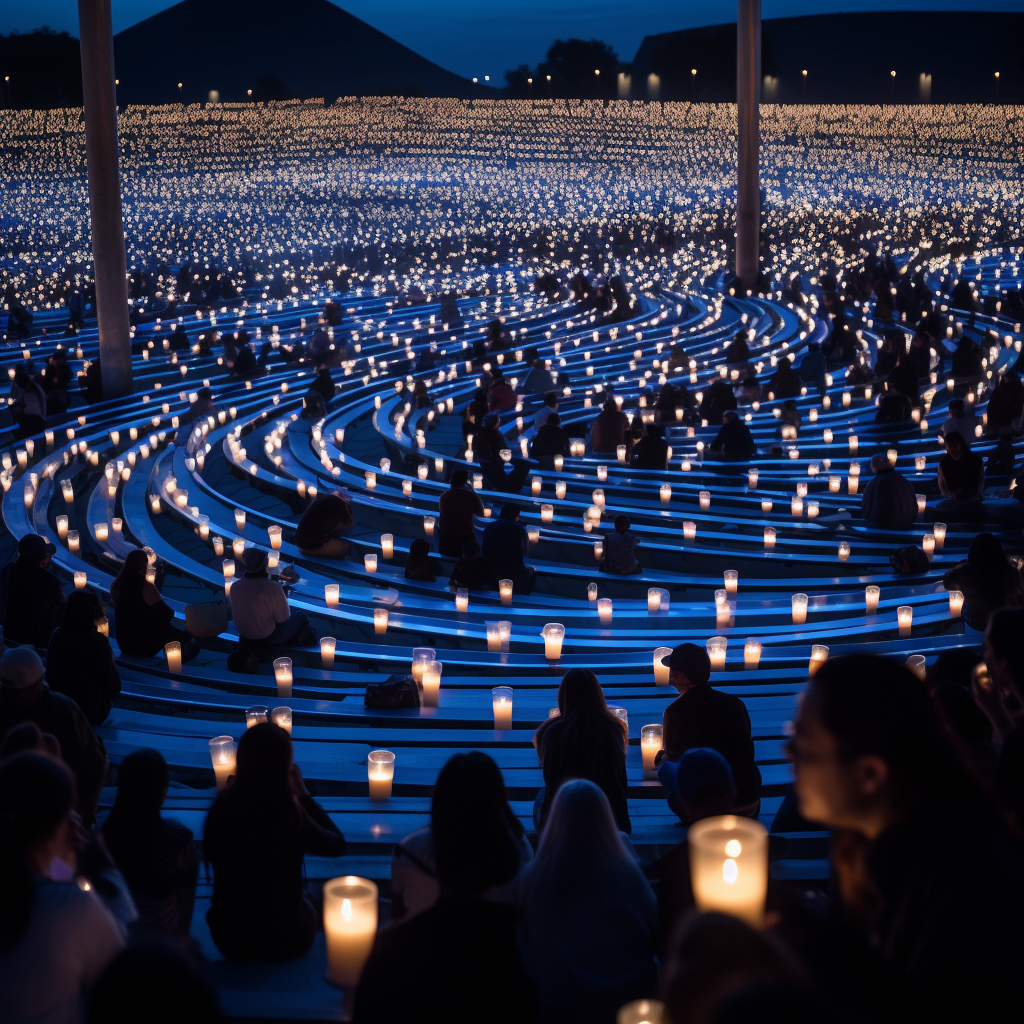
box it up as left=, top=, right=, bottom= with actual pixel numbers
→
left=373, top=608, right=388, bottom=634
left=916, top=493, right=927, bottom=516
left=948, top=590, right=964, bottom=617
left=597, top=465, right=608, bottom=481
left=906, top=655, right=926, bottom=680
left=268, top=525, right=282, bottom=549
left=422, top=660, right=441, bottom=707
left=528, top=528, right=540, bottom=544
left=234, top=509, right=246, bottom=530
left=618, top=1000, right=666, bottom=1024
left=792, top=593, right=808, bottom=625
left=56, top=515, right=68, bottom=538
left=325, top=584, right=339, bottom=607
left=62, top=479, right=74, bottom=504
left=321, top=637, right=336, bottom=667
left=922, top=534, right=935, bottom=561
left=323, top=876, right=378, bottom=987
left=555, top=481, right=566, bottom=499
left=67, top=531, right=80, bottom=553
left=648, top=588, right=662, bottom=612
left=829, top=475, right=841, bottom=493
left=246, top=705, right=268, bottom=729
left=411, top=648, right=435, bottom=684
left=744, top=638, right=762, bottom=668
left=933, top=522, right=946, bottom=548
left=381, top=534, right=393, bottom=559
left=365, top=471, right=376, bottom=489
left=688, top=815, right=768, bottom=927
left=706, top=636, right=727, bottom=669
left=486, top=622, right=502, bottom=652
left=492, top=687, right=513, bottom=729
left=641, top=724, right=663, bottom=771
left=588, top=582, right=598, bottom=601
left=232, top=537, right=245, bottom=558
left=724, top=570, right=738, bottom=596
left=455, top=588, right=469, bottom=612
left=542, top=623, right=565, bottom=660
left=699, top=491, right=711, bottom=510
left=791, top=496, right=803, bottom=517
left=95, top=522, right=109, bottom=542
left=209, top=735, right=237, bottom=791
left=499, top=579, right=513, bottom=606
left=271, top=706, right=292, bottom=735
left=683, top=521, right=696, bottom=542
left=198, top=515, right=209, bottom=538
left=660, top=483, right=672, bottom=503
left=838, top=541, right=850, bottom=562
left=364, top=554, right=378, bottom=573
left=747, top=468, right=758, bottom=489
left=223, top=558, right=235, bottom=578
left=807, top=501, right=819, bottom=518
left=212, top=536, right=224, bottom=556
left=808, top=645, right=829, bottom=676
left=616, top=444, right=626, bottom=463
left=73, top=571, right=87, bottom=589
left=763, top=527, right=776, bottom=549
left=554, top=457, right=564, bottom=473
left=423, top=516, right=435, bottom=537
left=368, top=750, right=395, bottom=800
left=866, top=585, right=880, bottom=613
left=898, top=605, right=913, bottom=637
left=402, top=479, right=412, bottom=496
left=654, top=647, right=672, bottom=684
left=541, top=504, right=554, bottom=522
left=597, top=598, right=613, bottom=625
left=848, top=435, right=858, bottom=452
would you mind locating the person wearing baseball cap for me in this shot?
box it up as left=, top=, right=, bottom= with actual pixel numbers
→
left=659, top=643, right=762, bottom=817
left=0, top=533, right=65, bottom=648
left=229, top=548, right=314, bottom=649
left=0, top=646, right=108, bottom=825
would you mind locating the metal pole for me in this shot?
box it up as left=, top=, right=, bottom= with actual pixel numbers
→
left=736, top=0, right=761, bottom=291
left=78, top=0, right=132, bottom=398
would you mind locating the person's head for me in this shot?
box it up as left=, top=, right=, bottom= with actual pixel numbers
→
left=544, top=391, right=559, bottom=409
left=431, top=751, right=520, bottom=896
left=604, top=396, right=618, bottom=412
left=662, top=643, right=711, bottom=692
left=13, top=367, right=30, bottom=389
left=647, top=423, right=665, bottom=441
left=664, top=748, right=736, bottom=824
left=499, top=502, right=521, bottom=522
left=555, top=666, right=611, bottom=717
left=450, top=468, right=469, bottom=489
left=0, top=752, right=76, bottom=949
left=0, top=722, right=61, bottom=761
left=967, top=532, right=1006, bottom=576
left=0, top=647, right=45, bottom=704
left=870, top=453, right=889, bottom=474
left=722, top=409, right=739, bottom=425
left=790, top=654, right=979, bottom=836
left=473, top=387, right=488, bottom=404
left=482, top=411, right=500, bottom=431
left=660, top=913, right=805, bottom=1024
left=15, top=533, right=55, bottom=569
left=614, top=514, right=630, bottom=534
left=461, top=541, right=480, bottom=559
left=117, top=548, right=149, bottom=583
left=407, top=538, right=431, bottom=564
left=927, top=648, right=982, bottom=691
left=944, top=431, right=965, bottom=459
left=197, top=386, right=213, bottom=404
left=985, top=608, right=1024, bottom=709
left=109, top=748, right=170, bottom=824
left=87, top=941, right=221, bottom=1023
left=948, top=399, right=965, bottom=417
left=545, top=413, right=561, bottom=429
left=232, top=721, right=292, bottom=797
left=242, top=548, right=268, bottom=577
left=61, top=590, right=105, bottom=635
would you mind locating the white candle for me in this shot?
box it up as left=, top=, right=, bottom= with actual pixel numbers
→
left=906, top=655, right=926, bottom=680
left=246, top=705, right=268, bottom=729
left=499, top=579, right=513, bottom=606
left=212, top=535, right=224, bottom=556
left=62, top=479, right=74, bottom=504
left=268, top=525, right=282, bottom=549
left=422, top=660, right=441, bottom=707
left=411, top=648, right=435, bottom=684
left=808, top=645, right=829, bottom=676
left=364, top=554, right=378, bottom=573
left=688, top=815, right=768, bottom=926
left=492, top=687, right=513, bottom=729
left=618, top=1000, right=666, bottom=1024
left=274, top=657, right=293, bottom=698
left=325, top=584, right=339, bottom=607
left=234, top=508, right=246, bottom=530
left=368, top=750, right=395, bottom=800
left=209, top=735, right=236, bottom=791
left=323, top=876, right=378, bottom=987
left=916, top=493, right=927, bottom=515
left=922, top=534, right=935, bottom=561
left=747, top=468, right=758, bottom=489
left=542, top=623, right=564, bottom=660
left=616, top=444, right=626, bottom=463
left=56, top=515, right=68, bottom=538
left=838, top=541, right=850, bottom=562
left=598, top=598, right=613, bottom=625
left=683, top=521, right=696, bottom=542
left=660, top=483, right=672, bottom=503
left=744, top=638, right=762, bottom=669
left=829, top=475, right=841, bottom=493
left=948, top=590, right=964, bottom=617
left=724, top=570, right=738, bottom=596
left=364, top=471, right=376, bottom=490
left=531, top=476, right=544, bottom=496
left=763, top=526, right=776, bottom=550
left=555, top=481, right=567, bottom=499
left=898, top=605, right=913, bottom=637
left=232, top=537, right=245, bottom=558
left=528, top=528, right=540, bottom=544
left=791, top=496, right=803, bottom=517
left=647, top=588, right=662, bottom=612
left=866, top=585, right=880, bottom=614
left=455, top=587, right=469, bottom=612
left=792, top=593, right=808, bottom=625
left=381, top=534, right=393, bottom=559
left=597, top=465, right=608, bottom=481
left=373, top=608, right=388, bottom=634
left=654, top=647, right=672, bottom=685
left=933, top=522, right=946, bottom=548
left=271, top=706, right=292, bottom=735
left=67, top=531, right=80, bottom=553
left=641, top=724, right=663, bottom=771
left=699, top=490, right=711, bottom=510
left=706, top=636, right=727, bottom=669
left=95, top=522, right=108, bottom=542
left=321, top=637, right=336, bottom=667
left=423, top=516, right=435, bottom=537
left=402, top=479, right=412, bottom=496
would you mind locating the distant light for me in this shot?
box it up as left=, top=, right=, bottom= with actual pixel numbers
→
left=802, top=69, right=808, bottom=76
left=691, top=69, right=697, bottom=76
left=546, top=75, right=551, bottom=81
left=527, top=78, right=533, bottom=84
left=995, top=71, right=1000, bottom=79
left=484, top=75, right=489, bottom=81
left=472, top=77, right=478, bottom=83
left=594, top=69, right=600, bottom=75
left=890, top=70, right=896, bottom=77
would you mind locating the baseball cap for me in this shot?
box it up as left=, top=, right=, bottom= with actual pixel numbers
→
left=18, top=534, right=56, bottom=561
left=658, top=747, right=734, bottom=801
left=660, top=642, right=711, bottom=682
left=0, top=647, right=45, bottom=689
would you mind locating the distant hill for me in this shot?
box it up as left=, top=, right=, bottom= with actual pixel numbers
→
left=629, top=10, right=1023, bottom=103
left=111, top=0, right=489, bottom=104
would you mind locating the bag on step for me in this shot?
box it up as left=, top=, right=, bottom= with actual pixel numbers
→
left=364, top=673, right=420, bottom=709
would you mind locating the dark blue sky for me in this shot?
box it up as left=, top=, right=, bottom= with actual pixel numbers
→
left=0, top=1, right=1014, bottom=79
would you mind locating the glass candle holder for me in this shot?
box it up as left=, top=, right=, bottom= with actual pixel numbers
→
left=73, top=571, right=87, bottom=589
left=647, top=589, right=662, bottom=612
left=724, top=570, right=738, bottom=595
left=555, top=481, right=567, bottom=499
left=541, top=504, right=554, bottom=522
left=808, top=645, right=829, bottom=676
left=838, top=541, right=851, bottom=562
left=597, top=465, right=608, bottom=481
left=321, top=637, right=337, bottom=667
left=866, top=585, right=880, bottom=614
left=616, top=444, right=626, bottom=463
left=67, top=530, right=80, bottom=552
left=654, top=647, right=672, bottom=685
left=660, top=484, right=672, bottom=503
left=916, top=493, right=927, bottom=515
left=246, top=705, right=269, bottom=729
left=706, top=636, right=728, bottom=669
left=364, top=554, right=378, bottom=574
left=423, top=516, right=435, bottom=537
left=699, top=490, right=711, bottom=509
left=422, top=661, right=441, bottom=707
left=597, top=598, right=613, bottom=625
left=325, top=584, right=339, bottom=607
left=747, top=468, right=758, bottom=489
left=411, top=648, right=435, bottom=684
left=617, top=999, right=666, bottom=1024
left=763, top=526, right=776, bottom=550
left=323, top=876, right=378, bottom=987
left=274, top=657, right=293, bottom=698
left=271, top=706, right=292, bottom=735
left=743, top=638, right=762, bottom=669
left=373, top=608, right=388, bottom=634
left=933, top=522, right=947, bottom=548
left=492, top=687, right=513, bottom=729
left=792, top=593, right=808, bottom=625
left=683, top=521, right=696, bottom=542
left=368, top=750, right=395, bottom=801
left=688, top=815, right=769, bottom=926
left=588, top=582, right=599, bottom=602
left=898, top=605, right=913, bottom=637
left=234, top=509, right=246, bottom=530
left=381, top=534, right=393, bottom=559
left=209, top=735, right=237, bottom=791
left=542, top=623, right=564, bottom=660
left=164, top=641, right=182, bottom=673
left=948, top=590, right=964, bottom=617
left=455, top=588, right=469, bottom=612
left=922, top=534, right=935, bottom=561
left=56, top=515, right=68, bottom=538
left=499, top=579, right=513, bottom=606
left=906, top=655, right=926, bottom=681
left=95, top=522, right=108, bottom=542
left=641, top=724, right=663, bottom=771
left=268, top=525, right=282, bottom=549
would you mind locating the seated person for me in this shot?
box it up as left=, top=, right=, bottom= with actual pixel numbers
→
left=487, top=370, right=516, bottom=412
left=1, top=534, right=65, bottom=649
left=699, top=379, right=736, bottom=426
left=46, top=590, right=122, bottom=726
left=204, top=722, right=346, bottom=960
left=110, top=550, right=194, bottom=659
left=404, top=539, right=442, bottom=583
left=530, top=413, right=571, bottom=461
left=101, top=748, right=199, bottom=942
left=9, top=367, right=47, bottom=437
left=390, top=751, right=532, bottom=922
left=533, top=391, right=559, bottom=430
left=523, top=360, right=554, bottom=395
left=588, top=397, right=629, bottom=453
left=943, top=533, right=1023, bottom=630
left=940, top=399, right=979, bottom=445
left=601, top=515, right=642, bottom=575
left=229, top=550, right=312, bottom=649
left=481, top=504, right=536, bottom=596
left=294, top=490, right=354, bottom=558
left=448, top=542, right=493, bottom=592
left=860, top=454, right=919, bottom=529
left=629, top=424, right=669, bottom=469
left=659, top=644, right=762, bottom=817
left=437, top=469, right=484, bottom=557
left=709, top=409, right=756, bottom=458
left=937, top=432, right=984, bottom=505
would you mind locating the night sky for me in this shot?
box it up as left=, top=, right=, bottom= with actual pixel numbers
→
left=0, top=1, right=1012, bottom=80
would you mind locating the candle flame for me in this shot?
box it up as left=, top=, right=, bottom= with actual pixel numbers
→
left=725, top=839, right=742, bottom=857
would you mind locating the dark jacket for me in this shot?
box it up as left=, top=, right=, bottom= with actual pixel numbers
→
left=0, top=683, right=107, bottom=824
left=46, top=627, right=122, bottom=725
left=589, top=408, right=629, bottom=453
left=699, top=380, right=737, bottom=426
left=354, top=897, right=537, bottom=1024
left=629, top=435, right=668, bottom=470
left=710, top=418, right=756, bottom=457
left=294, top=494, right=353, bottom=550
left=937, top=451, right=984, bottom=501
left=481, top=519, right=531, bottom=592
left=114, top=576, right=180, bottom=658
left=662, top=685, right=761, bottom=808
left=942, top=560, right=1023, bottom=630
left=0, top=559, right=66, bottom=649
left=437, top=486, right=484, bottom=558
left=860, top=467, right=919, bottom=529
left=448, top=555, right=493, bottom=592
left=530, top=423, right=571, bottom=460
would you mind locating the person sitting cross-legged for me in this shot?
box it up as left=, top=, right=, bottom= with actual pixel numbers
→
left=294, top=489, right=354, bottom=558
left=860, top=454, right=919, bottom=530
left=229, top=549, right=314, bottom=650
